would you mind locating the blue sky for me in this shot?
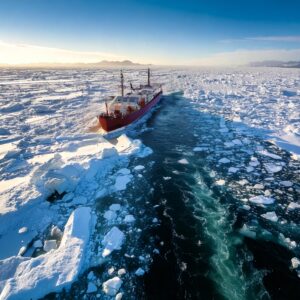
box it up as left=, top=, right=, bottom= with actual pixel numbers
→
left=0, top=0, right=300, bottom=65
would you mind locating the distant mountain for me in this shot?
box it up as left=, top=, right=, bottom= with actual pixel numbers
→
left=0, top=60, right=152, bottom=69
left=95, top=60, right=147, bottom=67
left=248, top=60, right=300, bottom=68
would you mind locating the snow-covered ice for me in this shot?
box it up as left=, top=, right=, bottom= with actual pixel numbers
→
left=0, top=207, right=92, bottom=299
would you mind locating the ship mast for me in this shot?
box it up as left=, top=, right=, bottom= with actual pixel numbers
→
left=147, top=68, right=150, bottom=86
left=120, top=70, right=124, bottom=97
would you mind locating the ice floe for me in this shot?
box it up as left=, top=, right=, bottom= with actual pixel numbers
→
left=124, top=214, right=135, bottom=223
left=86, top=282, right=97, bottom=293
left=102, top=277, right=123, bottom=296
left=114, top=172, right=133, bottom=191
left=215, top=179, right=225, bottom=186
left=178, top=158, right=189, bottom=164
left=280, top=181, right=293, bottom=187
left=133, top=165, right=145, bottom=171
left=249, top=196, right=275, bottom=205
left=135, top=267, right=145, bottom=276
left=264, top=163, right=283, bottom=173
left=218, top=158, right=231, bottom=164
left=104, top=210, right=117, bottom=221
left=291, top=257, right=300, bottom=269
left=101, top=227, right=125, bottom=258
left=261, top=211, right=278, bottom=222
left=0, top=207, right=92, bottom=300
left=257, top=150, right=282, bottom=160
left=287, top=202, right=300, bottom=210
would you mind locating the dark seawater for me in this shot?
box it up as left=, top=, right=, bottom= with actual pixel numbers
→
left=129, top=93, right=300, bottom=300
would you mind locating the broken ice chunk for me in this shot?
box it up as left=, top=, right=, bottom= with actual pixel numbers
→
left=239, top=224, right=256, bottom=239
left=291, top=257, right=300, bottom=269
left=253, top=184, right=264, bottom=190
left=287, top=202, right=300, bottom=210
left=261, top=211, right=278, bottom=222
left=18, top=227, right=28, bottom=234
left=224, top=142, right=235, bottom=148
left=104, top=210, right=117, bottom=221
left=264, top=163, right=282, bottom=173
left=101, top=227, right=125, bottom=257
left=116, top=293, right=123, bottom=300
left=102, top=277, right=123, bottom=296
left=258, top=150, right=282, bottom=160
left=228, top=167, right=239, bottom=173
left=178, top=158, right=189, bottom=164
left=33, top=240, right=43, bottom=248
left=135, top=268, right=145, bottom=276
left=133, top=165, right=145, bottom=171
left=249, top=196, right=275, bottom=205
left=18, top=246, right=27, bottom=256
left=117, top=268, right=126, bottom=276
left=215, top=179, right=225, bottom=186
left=109, top=204, right=121, bottom=211
left=193, top=146, right=208, bottom=152
left=86, top=282, right=97, bottom=293
left=114, top=174, right=132, bottom=191
left=237, top=179, right=248, bottom=186
left=43, top=240, right=57, bottom=252
left=87, top=271, right=95, bottom=280
left=219, top=158, right=230, bottom=164
left=232, top=139, right=242, bottom=145
left=280, top=181, right=293, bottom=187
left=124, top=215, right=135, bottom=223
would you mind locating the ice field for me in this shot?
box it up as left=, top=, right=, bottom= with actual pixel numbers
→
left=0, top=67, right=299, bottom=299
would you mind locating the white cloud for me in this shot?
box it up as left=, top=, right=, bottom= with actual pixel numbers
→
left=246, top=36, right=300, bottom=42
left=194, top=48, right=300, bottom=66
left=220, top=35, right=300, bottom=44
left=0, top=40, right=125, bottom=65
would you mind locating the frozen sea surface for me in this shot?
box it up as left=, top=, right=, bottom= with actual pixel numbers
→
left=0, top=68, right=300, bottom=299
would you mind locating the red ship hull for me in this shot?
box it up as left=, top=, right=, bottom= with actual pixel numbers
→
left=99, top=91, right=162, bottom=132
